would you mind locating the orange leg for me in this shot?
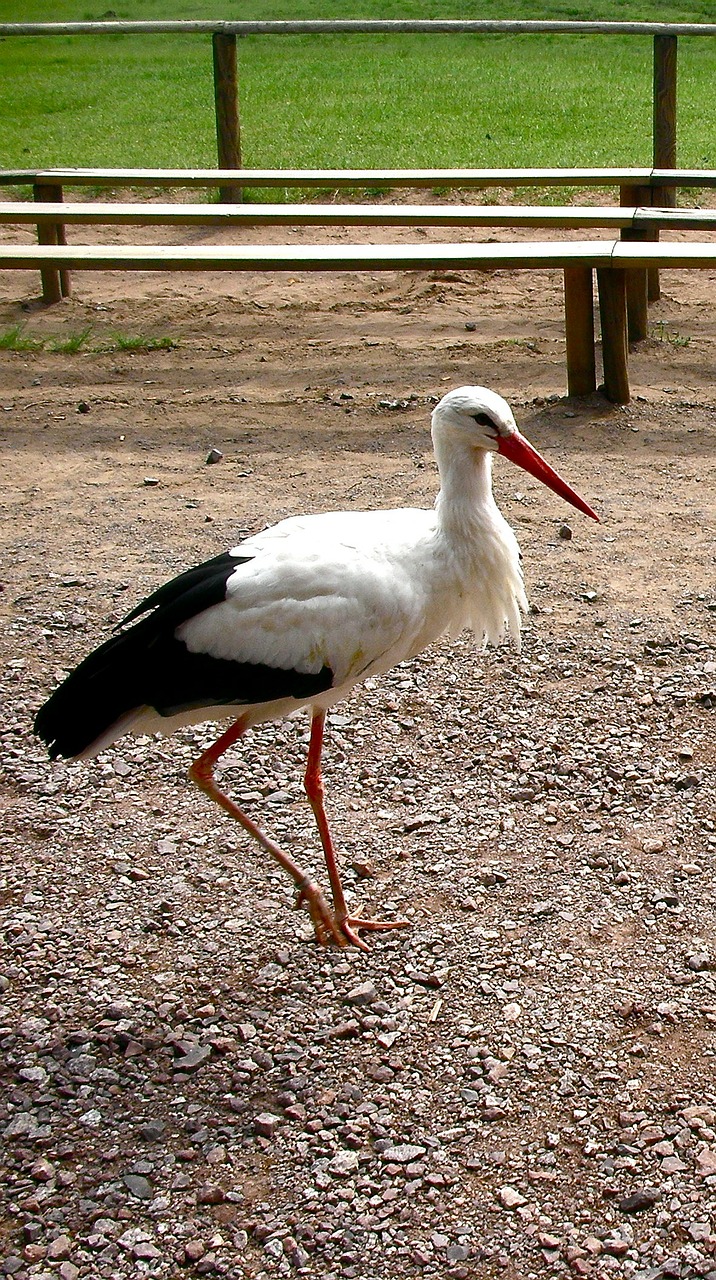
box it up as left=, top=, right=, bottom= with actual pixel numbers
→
left=303, top=710, right=410, bottom=950
left=189, top=716, right=348, bottom=948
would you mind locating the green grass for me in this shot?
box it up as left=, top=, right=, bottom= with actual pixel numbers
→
left=0, top=324, right=43, bottom=351
left=0, top=1, right=715, bottom=175
left=109, top=333, right=177, bottom=351
left=0, top=325, right=178, bottom=352
left=47, top=325, right=92, bottom=353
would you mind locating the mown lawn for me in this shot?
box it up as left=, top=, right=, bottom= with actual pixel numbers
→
left=0, top=0, right=715, bottom=174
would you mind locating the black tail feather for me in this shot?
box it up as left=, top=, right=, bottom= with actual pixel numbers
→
left=34, top=549, right=335, bottom=760
left=34, top=614, right=334, bottom=760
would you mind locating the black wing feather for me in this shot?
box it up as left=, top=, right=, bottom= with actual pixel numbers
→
left=120, top=551, right=251, bottom=628
left=34, top=549, right=334, bottom=760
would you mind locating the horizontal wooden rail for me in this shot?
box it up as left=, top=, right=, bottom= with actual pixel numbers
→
left=16, top=198, right=716, bottom=323
left=4, top=167, right=716, bottom=194
left=3, top=19, right=716, bottom=35
left=5, top=199, right=716, bottom=231
left=0, top=240, right=620, bottom=270
left=0, top=166, right=684, bottom=189
left=0, top=200, right=639, bottom=229
left=4, top=239, right=716, bottom=269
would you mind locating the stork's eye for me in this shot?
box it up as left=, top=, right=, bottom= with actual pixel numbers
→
left=472, top=413, right=494, bottom=427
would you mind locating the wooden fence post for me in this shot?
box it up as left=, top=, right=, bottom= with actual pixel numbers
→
left=563, top=266, right=596, bottom=397
left=651, top=33, right=678, bottom=301
left=212, top=32, right=242, bottom=202
left=620, top=183, right=649, bottom=343
left=596, top=268, right=630, bottom=405
left=33, top=183, right=71, bottom=303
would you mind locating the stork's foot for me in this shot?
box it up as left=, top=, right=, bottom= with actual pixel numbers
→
left=295, top=882, right=410, bottom=950
left=335, top=913, right=411, bottom=951
left=294, top=879, right=352, bottom=948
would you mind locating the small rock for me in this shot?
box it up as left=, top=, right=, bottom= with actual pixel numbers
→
left=380, top=1143, right=426, bottom=1164
left=173, top=1045, right=211, bottom=1073
left=329, top=1019, right=360, bottom=1039
left=328, top=1151, right=360, bottom=1176
left=133, top=1242, right=161, bottom=1259
left=78, top=1108, right=102, bottom=1129
left=538, top=1233, right=562, bottom=1251
left=2, top=1261, right=24, bottom=1278
left=105, top=999, right=134, bottom=1021
left=123, top=1174, right=153, bottom=1200
left=143, top=477, right=160, bottom=487
left=196, top=1184, right=225, bottom=1205
left=618, top=1187, right=660, bottom=1213
left=185, top=1241, right=206, bottom=1263
left=138, top=1120, right=166, bottom=1141
left=696, top=1148, right=716, bottom=1177
left=499, top=1185, right=527, bottom=1209
left=558, top=523, right=573, bottom=540
left=345, top=981, right=377, bottom=1007
left=350, top=860, right=375, bottom=879
left=59, top=1264, right=79, bottom=1280
left=205, top=448, right=223, bottom=465
left=447, top=1244, right=470, bottom=1261
left=602, top=1237, right=629, bottom=1257
left=254, top=1112, right=280, bottom=1138
left=46, top=1236, right=71, bottom=1262
left=77, top=401, right=90, bottom=414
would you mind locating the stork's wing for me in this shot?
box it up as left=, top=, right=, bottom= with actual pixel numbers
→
left=178, top=509, right=438, bottom=685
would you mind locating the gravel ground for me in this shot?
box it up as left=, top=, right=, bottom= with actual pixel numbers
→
left=1, top=226, right=715, bottom=1279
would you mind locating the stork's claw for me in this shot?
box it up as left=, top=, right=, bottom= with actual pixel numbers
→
left=335, top=914, right=411, bottom=951
left=294, top=882, right=409, bottom=950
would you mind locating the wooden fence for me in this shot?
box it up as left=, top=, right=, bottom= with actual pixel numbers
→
left=1, top=20, right=713, bottom=200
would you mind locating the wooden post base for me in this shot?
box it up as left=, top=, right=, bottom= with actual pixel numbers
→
left=564, top=266, right=596, bottom=396
left=597, top=267, right=630, bottom=404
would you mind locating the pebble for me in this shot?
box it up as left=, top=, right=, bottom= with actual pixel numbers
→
left=618, top=1188, right=660, bottom=1213
left=185, top=1241, right=206, bottom=1263
left=123, top=1175, right=153, bottom=1200
left=345, top=981, right=378, bottom=1006
left=46, top=1237, right=71, bottom=1262
left=205, top=447, right=224, bottom=464
left=499, top=1185, right=527, bottom=1209
left=173, top=1044, right=211, bottom=1073
left=696, top=1148, right=716, bottom=1176
left=380, top=1144, right=426, bottom=1164
left=254, top=1113, right=280, bottom=1138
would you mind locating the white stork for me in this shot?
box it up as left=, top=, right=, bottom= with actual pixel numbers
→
left=35, top=386, right=598, bottom=949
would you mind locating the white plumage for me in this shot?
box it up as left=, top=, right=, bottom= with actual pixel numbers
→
left=35, top=386, right=597, bottom=950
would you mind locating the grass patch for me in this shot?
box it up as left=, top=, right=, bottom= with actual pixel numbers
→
left=47, top=326, right=93, bottom=353
left=650, top=320, right=691, bottom=347
left=108, top=334, right=178, bottom=352
left=0, top=1, right=714, bottom=181
left=0, top=327, right=178, bottom=353
left=0, top=324, right=44, bottom=352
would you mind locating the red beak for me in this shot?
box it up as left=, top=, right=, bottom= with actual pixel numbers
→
left=498, top=429, right=599, bottom=522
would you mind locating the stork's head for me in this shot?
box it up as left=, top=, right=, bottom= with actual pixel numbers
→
left=432, top=385, right=599, bottom=521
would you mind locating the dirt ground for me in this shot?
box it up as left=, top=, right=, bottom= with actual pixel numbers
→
left=0, top=204, right=715, bottom=1279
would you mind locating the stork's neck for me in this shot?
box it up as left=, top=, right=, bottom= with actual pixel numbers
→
left=433, top=430, right=498, bottom=542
